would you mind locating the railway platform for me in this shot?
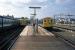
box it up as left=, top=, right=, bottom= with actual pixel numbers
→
left=11, top=25, right=75, bottom=50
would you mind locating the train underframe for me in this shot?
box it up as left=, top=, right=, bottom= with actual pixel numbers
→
left=43, top=27, right=53, bottom=30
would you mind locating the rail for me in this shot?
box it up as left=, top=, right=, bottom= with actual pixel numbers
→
left=0, top=27, right=24, bottom=50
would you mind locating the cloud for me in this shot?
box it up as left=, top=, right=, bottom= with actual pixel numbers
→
left=0, top=0, right=31, bottom=8
left=0, top=0, right=7, bottom=3
left=10, top=0, right=31, bottom=7
left=0, top=0, right=48, bottom=8
left=55, top=0, right=71, bottom=4
left=10, top=0, right=31, bottom=4
left=0, top=5, right=15, bottom=15
left=0, top=0, right=50, bottom=18
left=38, top=0, right=48, bottom=2
left=56, top=0, right=65, bottom=3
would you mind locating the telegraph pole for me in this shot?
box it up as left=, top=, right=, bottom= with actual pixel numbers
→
left=29, top=7, right=41, bottom=35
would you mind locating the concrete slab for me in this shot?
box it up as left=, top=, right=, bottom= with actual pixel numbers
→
left=11, top=25, right=74, bottom=50
left=20, top=26, right=33, bottom=36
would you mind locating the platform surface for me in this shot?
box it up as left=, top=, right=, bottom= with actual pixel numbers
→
left=11, top=25, right=74, bottom=50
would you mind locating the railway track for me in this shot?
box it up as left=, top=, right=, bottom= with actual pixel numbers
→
left=40, top=25, right=75, bottom=48
left=54, top=25, right=75, bottom=32
left=54, top=27, right=73, bottom=33
left=47, top=27, right=75, bottom=48
left=0, top=26, right=24, bottom=50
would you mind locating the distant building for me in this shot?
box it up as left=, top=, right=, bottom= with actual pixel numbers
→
left=57, top=18, right=75, bottom=24
left=70, top=18, right=75, bottom=24
left=58, top=18, right=66, bottom=24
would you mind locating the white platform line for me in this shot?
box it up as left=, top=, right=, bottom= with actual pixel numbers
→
left=38, top=27, right=45, bottom=36
left=27, top=26, right=33, bottom=36
left=20, top=26, right=29, bottom=36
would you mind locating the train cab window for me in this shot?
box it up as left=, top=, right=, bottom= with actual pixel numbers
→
left=51, top=20, right=52, bottom=23
left=44, top=20, right=46, bottom=22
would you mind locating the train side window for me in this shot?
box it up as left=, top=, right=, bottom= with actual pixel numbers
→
left=0, top=18, right=2, bottom=24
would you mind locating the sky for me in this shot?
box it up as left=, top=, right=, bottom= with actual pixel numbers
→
left=0, top=0, right=75, bottom=19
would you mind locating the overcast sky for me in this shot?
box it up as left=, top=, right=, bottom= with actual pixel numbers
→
left=0, top=0, right=75, bottom=19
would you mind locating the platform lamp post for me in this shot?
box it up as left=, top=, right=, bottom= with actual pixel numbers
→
left=29, top=7, right=41, bottom=35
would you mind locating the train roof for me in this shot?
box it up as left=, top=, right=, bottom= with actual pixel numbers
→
left=43, top=17, right=52, bottom=19
left=0, top=15, right=15, bottom=19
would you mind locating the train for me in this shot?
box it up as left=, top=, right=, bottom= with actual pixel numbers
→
left=0, top=16, right=19, bottom=33
left=40, top=17, right=54, bottom=29
left=19, top=17, right=30, bottom=26
left=0, top=16, right=30, bottom=49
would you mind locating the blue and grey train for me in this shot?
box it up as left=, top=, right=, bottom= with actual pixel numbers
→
left=0, top=16, right=19, bottom=32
